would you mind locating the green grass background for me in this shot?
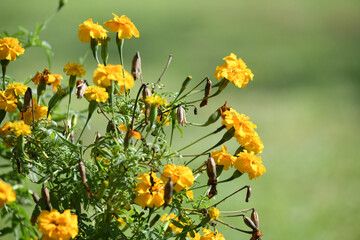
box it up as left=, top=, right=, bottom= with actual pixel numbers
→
left=1, top=0, right=360, bottom=239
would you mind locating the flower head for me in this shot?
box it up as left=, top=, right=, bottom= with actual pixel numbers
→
left=214, top=53, right=254, bottom=88
left=118, top=124, right=142, bottom=140
left=200, top=229, right=225, bottom=240
left=211, top=145, right=236, bottom=170
left=134, top=172, right=165, bottom=208
left=63, top=62, right=86, bottom=77
left=7, top=83, right=28, bottom=96
left=93, top=64, right=134, bottom=89
left=37, top=209, right=78, bottom=240
left=161, top=164, right=194, bottom=192
left=0, top=180, right=16, bottom=207
left=145, top=95, right=166, bottom=106
left=84, top=86, right=109, bottom=103
left=208, top=207, right=220, bottom=221
left=78, top=19, right=108, bottom=43
left=0, top=89, right=17, bottom=113
left=234, top=151, right=266, bottom=180
left=32, top=69, right=63, bottom=92
left=161, top=213, right=183, bottom=233
left=0, top=37, right=25, bottom=61
left=1, top=121, right=31, bottom=136
left=104, top=14, right=139, bottom=39
left=18, top=98, right=49, bottom=125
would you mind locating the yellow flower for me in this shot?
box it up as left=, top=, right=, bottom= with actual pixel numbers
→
left=185, top=189, right=194, bottom=199
left=161, top=164, right=194, bottom=192
left=118, top=124, right=142, bottom=140
left=10, top=121, right=31, bottom=136
left=93, top=64, right=134, bottom=89
left=78, top=19, right=108, bottom=43
left=188, top=232, right=201, bottom=240
left=200, top=229, right=225, bottom=240
left=63, top=62, right=86, bottom=77
left=37, top=209, right=78, bottom=240
left=18, top=98, right=49, bottom=125
left=104, top=14, right=139, bottom=39
left=145, top=95, right=166, bottom=106
left=84, top=86, right=109, bottom=103
left=241, top=132, right=264, bottom=155
left=211, top=145, right=236, bottom=170
left=7, top=83, right=27, bottom=96
left=234, top=150, right=266, bottom=180
left=161, top=213, right=183, bottom=233
left=0, top=180, right=16, bottom=207
left=214, top=53, right=254, bottom=88
left=32, top=69, right=63, bottom=92
left=0, top=37, right=25, bottom=61
left=0, top=121, right=14, bottom=136
left=134, top=172, right=165, bottom=208
left=0, top=89, right=17, bottom=113
left=208, top=207, right=220, bottom=220
left=116, top=217, right=127, bottom=226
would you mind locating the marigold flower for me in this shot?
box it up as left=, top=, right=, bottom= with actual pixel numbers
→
left=200, top=229, right=225, bottom=240
left=104, top=14, right=139, bottom=39
left=32, top=69, right=63, bottom=92
left=78, top=19, right=108, bottom=43
left=208, top=207, right=220, bottom=221
left=214, top=53, right=254, bottom=88
left=0, top=37, right=25, bottom=61
left=145, top=95, right=166, bottom=106
left=63, top=62, right=86, bottom=77
left=0, top=121, right=14, bottom=136
left=211, top=145, right=236, bottom=170
left=134, top=172, right=165, bottom=208
left=0, top=180, right=16, bottom=207
left=84, top=86, right=109, bottom=103
left=234, top=151, right=266, bottom=180
left=240, top=132, right=264, bottom=155
left=19, top=98, right=48, bottom=125
left=118, top=124, right=142, bottom=139
left=7, top=83, right=27, bottom=96
left=11, top=121, right=31, bottom=136
left=188, top=232, right=201, bottom=240
left=0, top=89, right=17, bottom=113
left=161, top=164, right=194, bottom=192
left=37, top=209, right=78, bottom=240
left=93, top=64, right=134, bottom=89
left=161, top=213, right=183, bottom=233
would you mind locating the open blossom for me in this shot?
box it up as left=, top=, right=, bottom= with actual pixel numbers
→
left=211, top=145, right=236, bottom=170
left=19, top=98, right=49, bottom=125
left=63, top=62, right=86, bottom=77
left=7, top=83, right=27, bottom=96
left=78, top=19, right=108, bottom=43
left=0, top=180, right=16, bottom=207
left=161, top=213, right=183, bottom=233
left=118, top=124, right=141, bottom=140
left=0, top=89, right=17, bottom=113
left=37, top=209, right=78, bottom=240
left=104, top=14, right=139, bottom=39
left=234, top=150, right=266, bottom=180
left=145, top=95, right=166, bottom=106
left=93, top=64, right=134, bottom=89
left=200, top=229, right=225, bottom=240
left=134, top=172, right=165, bottom=208
left=161, top=164, right=194, bottom=192
left=84, top=86, right=109, bottom=103
left=208, top=207, right=220, bottom=221
left=32, top=69, right=63, bottom=92
left=240, top=132, right=264, bottom=155
left=214, top=53, right=254, bottom=88
left=0, top=37, right=25, bottom=61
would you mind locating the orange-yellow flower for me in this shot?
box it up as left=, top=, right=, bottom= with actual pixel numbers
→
left=161, top=164, right=194, bottom=192
left=188, top=232, right=201, bottom=240
left=18, top=98, right=49, bottom=125
left=214, top=53, right=254, bottom=88
left=0, top=89, right=17, bottom=113
left=211, top=145, right=236, bottom=170
left=93, top=64, right=134, bottom=89
left=78, top=19, right=108, bottom=43
left=200, top=229, right=225, bottom=240
left=0, top=37, right=25, bottom=61
left=37, top=209, right=78, bottom=240
left=32, top=69, right=63, bottom=92
left=234, top=150, right=266, bottom=180
left=134, top=172, right=165, bottom=208
left=118, top=124, right=142, bottom=140
left=241, top=132, right=264, bottom=155
left=104, top=14, right=139, bottom=39
left=84, top=86, right=109, bottom=103
left=161, top=213, right=183, bottom=233
left=208, top=207, right=220, bottom=220
left=0, top=180, right=16, bottom=207
left=7, top=83, right=27, bottom=96
left=0, top=121, right=14, bottom=136
left=63, top=62, right=86, bottom=77
left=145, top=95, right=166, bottom=106
left=10, top=121, right=31, bottom=136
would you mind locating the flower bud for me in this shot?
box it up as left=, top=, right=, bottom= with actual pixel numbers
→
left=100, top=37, right=111, bottom=65
left=41, top=184, right=51, bottom=210
left=22, top=87, right=33, bottom=113
left=177, top=104, right=187, bottom=126
left=200, top=78, right=212, bottom=107
left=206, top=155, right=217, bottom=185
left=68, top=75, right=77, bottom=94
left=131, top=51, right=142, bottom=80
left=179, top=76, right=192, bottom=95
left=32, top=192, right=40, bottom=204
left=164, top=177, right=173, bottom=207
left=251, top=210, right=259, bottom=228
left=243, top=216, right=258, bottom=232
left=246, top=185, right=252, bottom=202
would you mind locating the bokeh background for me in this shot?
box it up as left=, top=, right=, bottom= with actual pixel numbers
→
left=1, top=0, right=360, bottom=239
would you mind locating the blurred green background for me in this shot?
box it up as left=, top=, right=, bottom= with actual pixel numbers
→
left=1, top=0, right=360, bottom=239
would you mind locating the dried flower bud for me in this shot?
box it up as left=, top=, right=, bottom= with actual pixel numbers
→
left=243, top=216, right=258, bottom=232
left=246, top=185, right=252, bottom=202
left=131, top=51, right=142, bottom=80
left=32, top=192, right=40, bottom=204
left=200, top=78, right=212, bottom=107
left=22, top=87, right=33, bottom=112
left=76, top=79, right=88, bottom=99
left=41, top=184, right=51, bottom=210
left=251, top=210, right=259, bottom=228
left=79, top=159, right=87, bottom=185
left=177, top=104, right=187, bottom=126
left=164, top=177, right=173, bottom=207
left=193, top=107, right=198, bottom=115
left=206, top=155, right=217, bottom=183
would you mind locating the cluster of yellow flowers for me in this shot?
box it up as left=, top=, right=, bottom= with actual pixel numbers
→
left=0, top=120, right=31, bottom=136
left=0, top=180, right=16, bottom=207
left=93, top=64, right=134, bottom=89
left=188, top=229, right=226, bottom=240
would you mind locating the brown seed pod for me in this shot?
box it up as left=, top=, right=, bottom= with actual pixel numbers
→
left=79, top=159, right=87, bottom=185
left=243, top=216, right=258, bottom=232
left=76, top=79, right=88, bottom=99
left=206, top=155, right=217, bottom=184
left=32, top=192, right=40, bottom=204
left=164, top=177, right=173, bottom=208
left=177, top=105, right=187, bottom=126
left=251, top=209, right=260, bottom=228
left=200, top=78, right=212, bottom=107
left=41, top=184, right=51, bottom=210
left=246, top=185, right=252, bottom=202
left=131, top=51, right=142, bottom=80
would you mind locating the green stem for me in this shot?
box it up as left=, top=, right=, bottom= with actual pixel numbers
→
left=1, top=60, right=10, bottom=90
left=116, top=36, right=126, bottom=78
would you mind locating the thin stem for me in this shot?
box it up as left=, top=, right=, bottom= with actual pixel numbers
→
left=76, top=118, right=90, bottom=144
left=177, top=77, right=208, bottom=102
left=210, top=186, right=250, bottom=208
left=153, top=55, right=173, bottom=92
left=215, top=219, right=253, bottom=234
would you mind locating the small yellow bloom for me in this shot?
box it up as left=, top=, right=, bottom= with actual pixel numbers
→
left=118, top=124, right=142, bottom=140
left=214, top=53, right=254, bottom=88
left=134, top=172, right=165, bottom=208
left=200, top=229, right=225, bottom=240
left=211, top=145, right=236, bottom=170
left=234, top=150, right=266, bottom=180
left=0, top=180, right=16, bottom=207
left=78, top=19, right=108, bottom=43
left=161, top=213, right=183, bottom=233
left=185, top=189, right=194, bottom=199
left=7, top=83, right=28, bottom=96
left=0, top=89, right=17, bottom=113
left=37, top=209, right=78, bottom=240
left=0, top=37, right=25, bottom=61
left=32, top=69, right=63, bottom=92
left=188, top=232, right=201, bottom=240
left=0, top=121, right=14, bottom=136
left=104, top=14, right=139, bottom=39
left=240, top=132, right=264, bottom=155
left=208, top=207, right=220, bottom=221
left=18, top=98, right=49, bottom=125
left=116, top=217, right=127, bottom=226
left=145, top=95, right=166, bottom=106
left=93, top=64, right=134, bottom=89
left=63, top=62, right=86, bottom=77
left=1, top=121, right=31, bottom=136
left=161, top=164, right=194, bottom=192
left=84, top=86, right=109, bottom=103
